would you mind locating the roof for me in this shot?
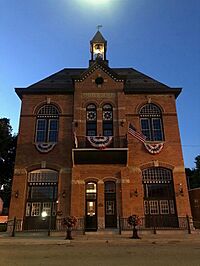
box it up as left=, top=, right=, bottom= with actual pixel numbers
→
left=15, top=63, right=181, bottom=99
left=75, top=60, right=124, bottom=82
left=90, top=30, right=107, bottom=43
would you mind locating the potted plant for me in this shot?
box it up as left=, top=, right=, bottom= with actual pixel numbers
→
left=127, top=215, right=141, bottom=239
left=63, top=216, right=77, bottom=240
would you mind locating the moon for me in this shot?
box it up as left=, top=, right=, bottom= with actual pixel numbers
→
left=85, top=0, right=111, bottom=5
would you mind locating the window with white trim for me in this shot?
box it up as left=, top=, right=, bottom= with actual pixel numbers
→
left=140, top=103, right=164, bottom=141
left=25, top=170, right=58, bottom=218
left=35, top=105, right=59, bottom=143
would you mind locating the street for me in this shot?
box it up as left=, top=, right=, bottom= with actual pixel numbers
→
left=0, top=237, right=200, bottom=266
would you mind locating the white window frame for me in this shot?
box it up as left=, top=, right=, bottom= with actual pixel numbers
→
left=149, top=200, right=159, bottom=215
left=160, top=200, right=169, bottom=214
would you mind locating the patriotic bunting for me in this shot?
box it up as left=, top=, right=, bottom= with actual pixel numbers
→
left=87, top=136, right=112, bottom=149
left=35, top=143, right=56, bottom=153
left=144, top=142, right=164, bottom=154
left=128, top=123, right=164, bottom=154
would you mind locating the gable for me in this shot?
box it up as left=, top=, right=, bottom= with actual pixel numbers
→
left=75, top=60, right=124, bottom=83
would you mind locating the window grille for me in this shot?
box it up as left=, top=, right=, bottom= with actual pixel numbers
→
left=142, top=168, right=172, bottom=184
left=140, top=104, right=161, bottom=117
left=38, top=105, right=59, bottom=116
left=28, top=171, right=58, bottom=183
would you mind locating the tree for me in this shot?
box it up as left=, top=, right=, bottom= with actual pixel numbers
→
left=186, top=155, right=200, bottom=189
left=0, top=118, right=17, bottom=212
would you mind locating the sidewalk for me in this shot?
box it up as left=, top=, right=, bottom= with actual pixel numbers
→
left=0, top=231, right=200, bottom=246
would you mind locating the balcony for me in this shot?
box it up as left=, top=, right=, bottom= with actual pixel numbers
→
left=72, top=136, right=128, bottom=165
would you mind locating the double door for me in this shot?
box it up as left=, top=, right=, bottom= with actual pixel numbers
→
left=85, top=181, right=117, bottom=231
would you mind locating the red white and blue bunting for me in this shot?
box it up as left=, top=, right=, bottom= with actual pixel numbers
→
left=144, top=142, right=164, bottom=154
left=128, top=123, right=164, bottom=154
left=35, top=143, right=56, bottom=153
left=87, top=136, right=112, bottom=149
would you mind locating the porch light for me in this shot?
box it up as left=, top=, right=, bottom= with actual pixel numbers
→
left=41, top=211, right=48, bottom=218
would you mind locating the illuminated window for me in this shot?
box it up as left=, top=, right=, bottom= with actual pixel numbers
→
left=26, top=169, right=58, bottom=218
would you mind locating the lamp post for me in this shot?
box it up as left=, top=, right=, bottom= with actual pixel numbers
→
left=47, top=200, right=53, bottom=237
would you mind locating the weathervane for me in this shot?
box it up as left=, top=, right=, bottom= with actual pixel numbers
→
left=97, top=25, right=103, bottom=31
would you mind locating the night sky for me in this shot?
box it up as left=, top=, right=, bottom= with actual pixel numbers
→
left=0, top=0, right=199, bottom=168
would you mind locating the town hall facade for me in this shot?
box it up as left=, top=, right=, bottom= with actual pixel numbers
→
left=9, top=31, right=192, bottom=231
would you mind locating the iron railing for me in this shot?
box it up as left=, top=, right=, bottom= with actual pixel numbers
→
left=7, top=215, right=194, bottom=236
left=74, top=136, right=128, bottom=149
left=119, top=216, right=190, bottom=231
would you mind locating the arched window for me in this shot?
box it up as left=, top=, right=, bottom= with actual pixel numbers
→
left=86, top=104, right=97, bottom=136
left=35, top=105, right=59, bottom=143
left=139, top=104, right=164, bottom=141
left=142, top=167, right=178, bottom=228
left=102, top=104, right=113, bottom=136
left=25, top=169, right=58, bottom=230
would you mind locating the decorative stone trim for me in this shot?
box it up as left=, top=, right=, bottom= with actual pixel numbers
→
left=14, top=168, right=27, bottom=175
left=75, top=64, right=124, bottom=83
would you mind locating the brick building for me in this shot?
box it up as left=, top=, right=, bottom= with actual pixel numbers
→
left=9, top=31, right=192, bottom=231
left=188, top=188, right=200, bottom=229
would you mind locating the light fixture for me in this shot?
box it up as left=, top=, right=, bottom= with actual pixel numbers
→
left=120, top=120, right=125, bottom=127
left=176, top=183, right=184, bottom=197
left=41, top=211, right=48, bottom=218
left=130, top=189, right=138, bottom=198
left=15, top=190, right=19, bottom=198
left=62, top=190, right=66, bottom=198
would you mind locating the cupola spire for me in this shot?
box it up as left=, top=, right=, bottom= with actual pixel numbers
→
left=89, top=27, right=108, bottom=66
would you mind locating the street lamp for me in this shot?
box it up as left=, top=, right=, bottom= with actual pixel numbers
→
left=41, top=211, right=48, bottom=221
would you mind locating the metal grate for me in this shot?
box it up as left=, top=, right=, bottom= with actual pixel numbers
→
left=142, top=168, right=172, bottom=183
left=38, top=105, right=59, bottom=116
left=140, top=104, right=161, bottom=117
left=28, top=171, right=58, bottom=183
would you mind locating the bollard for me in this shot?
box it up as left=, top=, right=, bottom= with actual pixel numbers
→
left=118, top=215, right=121, bottom=235
left=186, top=215, right=191, bottom=234
left=11, top=216, right=16, bottom=237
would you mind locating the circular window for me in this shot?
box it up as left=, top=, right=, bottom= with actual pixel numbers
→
left=95, top=77, right=104, bottom=85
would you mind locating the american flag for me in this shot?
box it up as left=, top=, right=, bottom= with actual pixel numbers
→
left=73, top=131, right=78, bottom=148
left=128, top=123, right=146, bottom=143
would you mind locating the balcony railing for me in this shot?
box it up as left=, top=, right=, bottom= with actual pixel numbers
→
left=72, top=135, right=128, bottom=164
left=74, top=135, right=128, bottom=149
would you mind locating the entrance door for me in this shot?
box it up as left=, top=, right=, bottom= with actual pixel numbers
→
left=142, top=168, right=178, bottom=228
left=85, top=182, right=97, bottom=231
left=105, top=181, right=117, bottom=228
